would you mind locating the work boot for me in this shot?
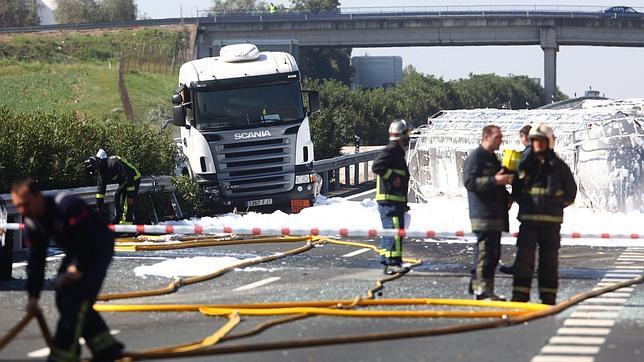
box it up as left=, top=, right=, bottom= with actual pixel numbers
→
left=499, top=264, right=515, bottom=275
left=383, top=265, right=409, bottom=275
left=476, top=293, right=507, bottom=301
left=473, top=278, right=505, bottom=301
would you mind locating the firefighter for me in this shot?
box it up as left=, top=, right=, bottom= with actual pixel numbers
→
left=463, top=125, right=513, bottom=300
left=511, top=124, right=577, bottom=305
left=85, top=149, right=141, bottom=224
left=372, top=119, right=412, bottom=275
left=499, top=124, right=532, bottom=275
left=10, top=178, right=124, bottom=361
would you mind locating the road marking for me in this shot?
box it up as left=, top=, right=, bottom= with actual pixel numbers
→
left=610, top=265, right=644, bottom=269
left=576, top=305, right=621, bottom=311
left=233, top=277, right=281, bottom=291
left=604, top=273, right=641, bottom=278
left=341, top=248, right=372, bottom=258
left=27, top=330, right=120, bottom=358
left=531, top=356, right=594, bottom=362
left=570, top=311, right=619, bottom=319
left=563, top=319, right=615, bottom=327
left=345, top=188, right=376, bottom=201
left=532, top=249, right=639, bottom=362
left=541, top=345, right=601, bottom=354
left=596, top=292, right=631, bottom=298
left=549, top=336, right=606, bottom=345
left=583, top=297, right=628, bottom=304
left=557, top=327, right=611, bottom=336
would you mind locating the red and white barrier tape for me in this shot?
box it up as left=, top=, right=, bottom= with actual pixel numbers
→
left=0, top=223, right=641, bottom=240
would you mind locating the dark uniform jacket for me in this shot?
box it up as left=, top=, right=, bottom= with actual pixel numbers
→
left=512, top=149, right=577, bottom=224
left=96, top=156, right=141, bottom=209
left=463, top=146, right=510, bottom=232
left=25, top=194, right=114, bottom=298
left=372, top=142, right=409, bottom=204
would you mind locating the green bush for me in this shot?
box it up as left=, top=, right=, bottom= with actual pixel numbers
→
left=0, top=107, right=177, bottom=192
left=172, top=176, right=208, bottom=218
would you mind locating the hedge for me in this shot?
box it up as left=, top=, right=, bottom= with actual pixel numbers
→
left=0, top=107, right=177, bottom=192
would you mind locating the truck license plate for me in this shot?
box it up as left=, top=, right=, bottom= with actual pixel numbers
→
left=246, top=198, right=273, bottom=207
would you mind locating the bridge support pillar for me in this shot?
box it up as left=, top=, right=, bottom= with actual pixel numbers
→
left=540, top=27, right=559, bottom=104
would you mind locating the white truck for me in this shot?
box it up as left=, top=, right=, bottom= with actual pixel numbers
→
left=171, top=44, right=321, bottom=212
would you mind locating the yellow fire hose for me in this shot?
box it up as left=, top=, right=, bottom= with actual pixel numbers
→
left=120, top=276, right=644, bottom=360
left=3, top=232, right=642, bottom=361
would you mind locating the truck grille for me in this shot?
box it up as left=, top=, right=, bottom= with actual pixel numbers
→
left=211, top=136, right=295, bottom=198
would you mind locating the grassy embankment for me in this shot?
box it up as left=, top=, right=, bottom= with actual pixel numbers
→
left=0, top=27, right=191, bottom=122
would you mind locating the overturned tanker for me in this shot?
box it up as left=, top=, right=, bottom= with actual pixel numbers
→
left=407, top=99, right=644, bottom=212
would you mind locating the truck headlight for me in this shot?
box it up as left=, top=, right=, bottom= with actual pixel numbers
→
left=295, top=174, right=315, bottom=184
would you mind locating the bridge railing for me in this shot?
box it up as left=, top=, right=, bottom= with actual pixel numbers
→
left=313, top=149, right=381, bottom=194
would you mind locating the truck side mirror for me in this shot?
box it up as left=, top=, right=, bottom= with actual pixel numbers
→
left=306, top=91, right=321, bottom=115
left=172, top=93, right=183, bottom=105
left=172, top=105, right=186, bottom=127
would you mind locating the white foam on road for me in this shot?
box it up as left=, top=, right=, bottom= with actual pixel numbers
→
left=166, top=195, right=644, bottom=247
left=133, top=256, right=274, bottom=278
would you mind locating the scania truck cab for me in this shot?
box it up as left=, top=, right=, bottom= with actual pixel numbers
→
left=171, top=44, right=320, bottom=211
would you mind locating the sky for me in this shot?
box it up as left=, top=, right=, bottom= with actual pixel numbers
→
left=135, top=0, right=644, bottom=99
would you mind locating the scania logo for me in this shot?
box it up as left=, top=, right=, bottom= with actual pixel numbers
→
left=233, top=130, right=272, bottom=140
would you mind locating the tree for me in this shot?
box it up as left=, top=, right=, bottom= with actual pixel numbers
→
left=211, top=0, right=267, bottom=12
left=55, top=0, right=102, bottom=24
left=290, top=0, right=340, bottom=12
left=101, top=0, right=137, bottom=22
left=0, top=0, right=39, bottom=27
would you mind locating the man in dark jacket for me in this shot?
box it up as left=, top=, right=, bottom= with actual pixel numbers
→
left=511, top=124, right=577, bottom=305
left=463, top=125, right=513, bottom=300
left=372, top=119, right=412, bottom=275
left=10, top=178, right=124, bottom=361
left=499, top=124, right=532, bottom=275
left=85, top=149, right=141, bottom=224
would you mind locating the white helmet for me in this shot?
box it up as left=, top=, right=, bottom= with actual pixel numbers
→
left=96, top=148, right=108, bottom=159
left=388, top=119, right=412, bottom=141
left=528, top=123, right=555, bottom=149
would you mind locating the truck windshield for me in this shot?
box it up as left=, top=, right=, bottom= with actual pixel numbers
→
left=194, top=81, right=305, bottom=131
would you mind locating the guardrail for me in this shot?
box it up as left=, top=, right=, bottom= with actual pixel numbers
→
left=0, top=176, right=181, bottom=251
left=2, top=5, right=643, bottom=34
left=313, top=149, right=381, bottom=194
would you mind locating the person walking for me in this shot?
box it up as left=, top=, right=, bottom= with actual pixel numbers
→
left=11, top=178, right=124, bottom=361
left=372, top=119, right=412, bottom=275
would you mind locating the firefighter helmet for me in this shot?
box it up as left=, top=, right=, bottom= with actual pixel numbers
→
left=96, top=148, right=108, bottom=159
left=84, top=156, right=100, bottom=176
left=528, top=123, right=555, bottom=149
left=388, top=119, right=412, bottom=141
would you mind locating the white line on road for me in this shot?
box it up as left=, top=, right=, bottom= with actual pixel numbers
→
left=27, top=330, right=120, bottom=358
left=342, top=248, right=372, bottom=258
left=557, top=327, right=611, bottom=336
left=569, top=311, right=619, bottom=319
left=531, top=356, right=594, bottom=362
left=583, top=298, right=628, bottom=304
left=610, top=265, right=644, bottom=269
left=233, top=277, right=281, bottom=291
left=563, top=319, right=615, bottom=327
left=608, top=269, right=643, bottom=273
left=540, top=345, right=601, bottom=354
left=576, top=305, right=622, bottom=311
left=549, top=336, right=606, bottom=345
left=592, top=288, right=634, bottom=293
left=595, top=292, right=632, bottom=298
left=604, top=273, right=642, bottom=278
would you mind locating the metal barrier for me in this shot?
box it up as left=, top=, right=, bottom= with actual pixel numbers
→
left=313, top=149, right=381, bottom=194
left=0, top=176, right=180, bottom=249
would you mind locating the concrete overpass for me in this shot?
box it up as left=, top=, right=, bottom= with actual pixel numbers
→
left=196, top=9, right=644, bottom=102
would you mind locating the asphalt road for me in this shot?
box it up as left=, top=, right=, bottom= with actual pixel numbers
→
left=1, top=191, right=642, bottom=361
